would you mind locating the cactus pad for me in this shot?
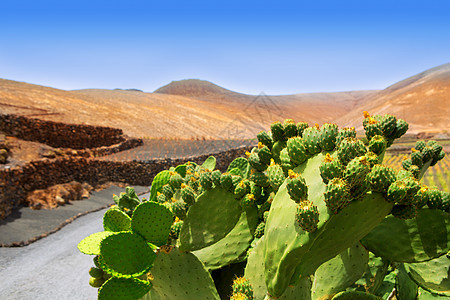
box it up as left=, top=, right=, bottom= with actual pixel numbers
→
left=142, top=248, right=220, bottom=300
left=337, top=138, right=367, bottom=165
left=404, top=254, right=450, bottom=297
left=286, top=170, right=308, bottom=203
left=295, top=201, right=319, bottom=232
left=201, top=156, right=216, bottom=171
left=103, top=208, right=131, bottom=232
left=100, top=232, right=156, bottom=277
left=303, top=126, right=322, bottom=154
left=366, top=165, right=396, bottom=193
left=149, top=170, right=171, bottom=202
left=319, top=153, right=344, bottom=184
left=270, top=121, right=285, bottom=142
left=319, top=123, right=338, bottom=151
left=131, top=201, right=173, bottom=246
left=228, top=157, right=251, bottom=177
left=311, top=243, right=369, bottom=300
left=361, top=208, right=450, bottom=262
left=78, top=231, right=114, bottom=255
left=98, top=277, right=152, bottom=300
left=192, top=207, right=258, bottom=270
left=287, top=136, right=308, bottom=165
left=257, top=131, right=273, bottom=149
left=180, top=187, right=241, bottom=251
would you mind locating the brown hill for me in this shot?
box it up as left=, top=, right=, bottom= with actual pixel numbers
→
left=338, top=63, right=450, bottom=133
left=0, top=78, right=375, bottom=139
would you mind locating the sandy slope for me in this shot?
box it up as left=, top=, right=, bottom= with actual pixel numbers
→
left=337, top=63, right=450, bottom=133
left=1, top=63, right=448, bottom=138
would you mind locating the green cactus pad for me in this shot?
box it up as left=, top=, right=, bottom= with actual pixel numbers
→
left=294, top=121, right=307, bottom=135
left=192, top=206, right=258, bottom=270
left=404, top=254, right=450, bottom=297
left=211, top=170, right=222, bottom=187
left=324, top=178, right=351, bottom=214
left=179, top=187, right=241, bottom=251
left=366, top=165, right=396, bottom=193
left=336, top=127, right=356, bottom=146
left=295, top=201, right=319, bottom=232
left=103, top=208, right=132, bottom=232
left=161, top=184, right=174, bottom=199
left=343, top=156, right=371, bottom=188
left=244, top=237, right=267, bottom=300
left=319, top=123, right=338, bottom=151
left=393, top=118, right=409, bottom=139
left=257, top=131, right=273, bottom=149
left=98, top=277, right=152, bottom=300
left=396, top=264, right=419, bottom=300
left=331, top=290, right=381, bottom=300
left=244, top=237, right=312, bottom=300
left=141, top=248, right=220, bottom=300
left=180, top=184, right=196, bottom=206
left=311, top=243, right=369, bottom=300
left=263, top=153, right=393, bottom=297
left=368, top=135, right=387, bottom=155
left=266, top=162, right=285, bottom=192
left=131, top=201, right=173, bottom=246
left=271, top=121, right=285, bottom=142
left=319, top=153, right=344, bottom=184
left=219, top=173, right=233, bottom=192
left=271, top=140, right=286, bottom=164
left=303, top=126, right=322, bottom=154
left=78, top=231, right=115, bottom=255
left=149, top=170, right=171, bottom=202
left=100, top=232, right=156, bottom=277
left=169, top=172, right=183, bottom=190
left=250, top=170, right=269, bottom=187
left=113, top=187, right=141, bottom=213
left=201, top=156, right=216, bottom=171
left=228, top=157, right=251, bottom=178
left=169, top=220, right=183, bottom=241
left=337, top=138, right=367, bottom=165
left=280, top=148, right=294, bottom=175
left=361, top=208, right=450, bottom=263
left=257, top=143, right=272, bottom=165
left=283, top=119, right=298, bottom=138
left=287, top=136, right=308, bottom=165
left=235, top=179, right=251, bottom=199
left=174, top=163, right=187, bottom=177
left=286, top=170, right=308, bottom=202
left=199, top=171, right=214, bottom=190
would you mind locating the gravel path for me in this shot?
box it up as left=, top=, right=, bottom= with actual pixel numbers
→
left=0, top=191, right=150, bottom=300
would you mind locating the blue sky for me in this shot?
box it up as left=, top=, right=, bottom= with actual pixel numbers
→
left=1, top=0, right=449, bottom=95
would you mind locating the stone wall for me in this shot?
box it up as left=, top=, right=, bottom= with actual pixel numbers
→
left=0, top=114, right=125, bottom=149
left=0, top=146, right=252, bottom=219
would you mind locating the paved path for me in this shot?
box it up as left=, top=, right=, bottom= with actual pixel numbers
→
left=0, top=189, right=150, bottom=300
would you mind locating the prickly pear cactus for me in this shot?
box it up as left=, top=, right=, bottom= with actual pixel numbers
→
left=77, top=112, right=449, bottom=300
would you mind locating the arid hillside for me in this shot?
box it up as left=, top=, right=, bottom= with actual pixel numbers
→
left=338, top=63, right=450, bottom=133
left=0, top=64, right=448, bottom=138
left=0, top=79, right=375, bottom=139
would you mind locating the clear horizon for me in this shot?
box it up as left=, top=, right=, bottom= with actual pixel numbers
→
left=1, top=0, right=449, bottom=95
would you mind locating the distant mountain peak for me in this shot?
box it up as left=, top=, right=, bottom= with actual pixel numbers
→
left=153, top=79, right=242, bottom=97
